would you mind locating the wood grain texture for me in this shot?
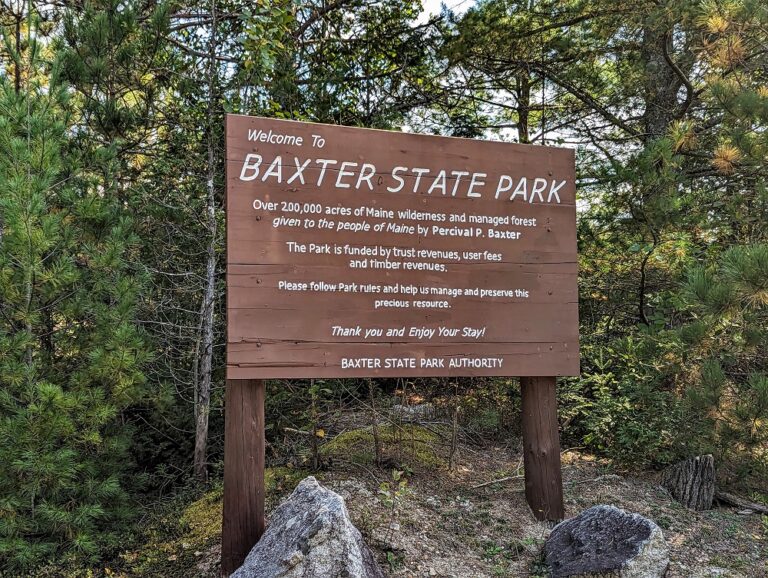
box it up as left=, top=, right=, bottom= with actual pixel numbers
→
left=226, top=115, right=579, bottom=378
left=715, top=491, right=768, bottom=514
left=225, top=115, right=577, bottom=205
left=226, top=183, right=576, bottom=264
left=227, top=341, right=577, bottom=379
left=661, top=455, right=715, bottom=511
left=520, top=376, right=565, bottom=521
left=221, top=380, right=265, bottom=576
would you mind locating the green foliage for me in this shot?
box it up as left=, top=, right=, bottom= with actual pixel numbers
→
left=378, top=468, right=410, bottom=510
left=264, top=0, right=435, bottom=127
left=378, top=468, right=410, bottom=546
left=562, top=341, right=682, bottom=468
left=0, top=84, right=126, bottom=569
left=57, top=0, right=170, bottom=146
left=567, top=245, right=768, bottom=481
left=0, top=4, right=158, bottom=572
left=241, top=0, right=293, bottom=77
left=439, top=0, right=768, bottom=488
left=4, top=0, right=768, bottom=572
left=674, top=245, right=768, bottom=484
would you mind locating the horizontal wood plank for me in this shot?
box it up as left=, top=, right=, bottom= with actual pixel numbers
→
left=226, top=115, right=576, bottom=205
left=226, top=341, right=579, bottom=379
left=225, top=115, right=580, bottom=378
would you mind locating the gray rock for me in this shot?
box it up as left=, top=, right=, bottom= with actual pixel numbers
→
left=544, top=505, right=669, bottom=578
left=391, top=402, right=438, bottom=422
left=231, top=476, right=384, bottom=578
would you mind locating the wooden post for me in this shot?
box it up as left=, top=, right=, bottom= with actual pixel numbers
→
left=520, top=376, right=564, bottom=521
left=221, top=379, right=265, bottom=576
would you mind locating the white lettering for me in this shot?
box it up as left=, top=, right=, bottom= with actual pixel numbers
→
left=336, top=161, right=358, bottom=188
left=450, top=171, right=470, bottom=196
left=511, top=177, right=528, bottom=201
left=388, top=166, right=407, bottom=192
left=467, top=172, right=486, bottom=198
left=261, top=155, right=282, bottom=182
left=356, top=163, right=376, bottom=190
left=529, top=177, right=547, bottom=203
left=427, top=170, right=447, bottom=195
left=494, top=175, right=513, bottom=199
left=287, top=157, right=311, bottom=184
left=412, top=168, right=430, bottom=193
left=239, top=153, right=262, bottom=181
left=548, top=180, right=566, bottom=203
left=316, top=159, right=338, bottom=186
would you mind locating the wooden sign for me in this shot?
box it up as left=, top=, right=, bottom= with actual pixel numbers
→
left=222, top=115, right=577, bottom=573
left=225, top=115, right=579, bottom=379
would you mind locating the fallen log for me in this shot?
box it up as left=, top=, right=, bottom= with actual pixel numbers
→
left=715, top=491, right=768, bottom=515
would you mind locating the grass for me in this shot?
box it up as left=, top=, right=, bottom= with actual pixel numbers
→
left=32, top=467, right=307, bottom=578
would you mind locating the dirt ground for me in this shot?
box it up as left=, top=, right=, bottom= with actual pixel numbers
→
left=105, top=414, right=767, bottom=578
left=315, top=437, right=767, bottom=578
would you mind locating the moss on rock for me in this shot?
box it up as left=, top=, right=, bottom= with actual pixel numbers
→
left=321, top=424, right=445, bottom=469
left=32, top=467, right=310, bottom=578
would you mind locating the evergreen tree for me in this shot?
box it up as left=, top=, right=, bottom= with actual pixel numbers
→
left=0, top=9, right=150, bottom=571
left=677, top=244, right=768, bottom=484
left=265, top=0, right=437, bottom=128
left=416, top=0, right=768, bottom=489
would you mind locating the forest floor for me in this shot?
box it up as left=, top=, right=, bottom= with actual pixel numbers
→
left=48, top=410, right=768, bottom=578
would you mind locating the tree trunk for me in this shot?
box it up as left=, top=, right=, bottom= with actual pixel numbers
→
left=194, top=0, right=219, bottom=484
left=661, top=455, right=715, bottom=511
left=194, top=250, right=215, bottom=482
left=14, top=13, right=22, bottom=94
left=641, top=26, right=680, bottom=141
left=368, top=379, right=381, bottom=467
left=633, top=22, right=683, bottom=324
left=516, top=72, right=530, bottom=144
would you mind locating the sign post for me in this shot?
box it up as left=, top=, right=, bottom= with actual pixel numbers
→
left=222, top=115, right=579, bottom=574
left=521, top=376, right=565, bottom=520
left=221, top=379, right=265, bottom=575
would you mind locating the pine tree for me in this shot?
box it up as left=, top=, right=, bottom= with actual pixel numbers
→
left=678, top=245, right=768, bottom=484
left=0, top=8, right=150, bottom=571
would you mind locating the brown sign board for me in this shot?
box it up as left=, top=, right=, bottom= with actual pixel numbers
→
left=225, top=114, right=579, bottom=379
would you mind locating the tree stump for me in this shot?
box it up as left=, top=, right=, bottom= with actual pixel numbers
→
left=661, top=455, right=715, bottom=511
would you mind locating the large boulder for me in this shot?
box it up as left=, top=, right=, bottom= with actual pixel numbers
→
left=230, top=476, right=384, bottom=578
left=544, top=505, right=669, bottom=578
